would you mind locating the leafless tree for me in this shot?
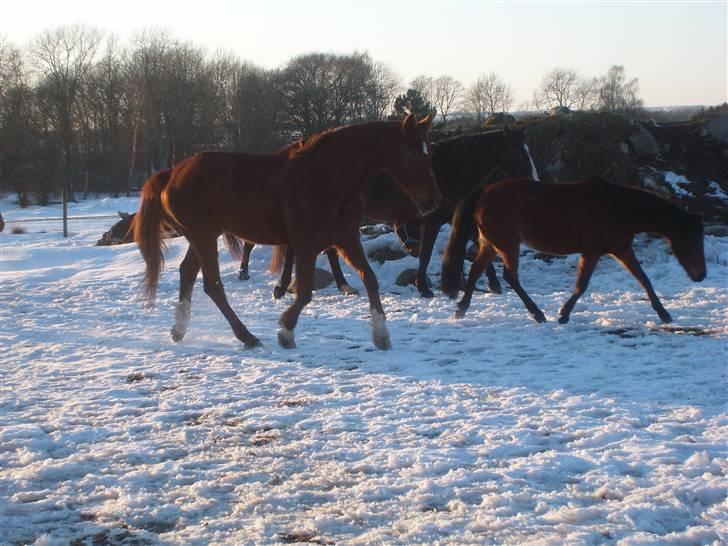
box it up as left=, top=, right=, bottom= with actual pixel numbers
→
left=432, top=75, right=463, bottom=124
left=465, top=72, right=514, bottom=124
left=597, top=65, right=643, bottom=115
left=533, top=68, right=598, bottom=111
left=30, top=25, right=102, bottom=232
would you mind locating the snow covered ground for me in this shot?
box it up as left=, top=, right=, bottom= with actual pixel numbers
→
left=1, top=196, right=726, bottom=545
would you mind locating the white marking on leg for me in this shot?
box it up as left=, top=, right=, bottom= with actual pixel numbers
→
left=171, top=298, right=191, bottom=339
left=371, top=309, right=391, bottom=349
left=524, top=143, right=540, bottom=181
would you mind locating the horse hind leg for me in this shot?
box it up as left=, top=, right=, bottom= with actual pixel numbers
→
left=238, top=241, right=254, bottom=281
left=500, top=244, right=546, bottom=323
left=558, top=254, right=599, bottom=324
left=171, top=248, right=200, bottom=342
left=326, top=248, right=359, bottom=296
left=193, top=235, right=261, bottom=348
left=273, top=246, right=296, bottom=299
left=277, top=248, right=317, bottom=348
left=456, top=241, right=496, bottom=318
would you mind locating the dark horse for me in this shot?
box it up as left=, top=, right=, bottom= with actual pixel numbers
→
left=134, top=115, right=440, bottom=350
left=238, top=126, right=539, bottom=297
left=441, top=176, right=706, bottom=323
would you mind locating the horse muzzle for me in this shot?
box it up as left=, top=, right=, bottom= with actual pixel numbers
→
left=689, top=269, right=707, bottom=282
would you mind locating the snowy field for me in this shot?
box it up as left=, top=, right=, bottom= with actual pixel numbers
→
left=1, top=196, right=726, bottom=546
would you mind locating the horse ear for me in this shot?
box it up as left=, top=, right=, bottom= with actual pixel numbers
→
left=419, top=113, right=434, bottom=132
left=402, top=113, right=416, bottom=133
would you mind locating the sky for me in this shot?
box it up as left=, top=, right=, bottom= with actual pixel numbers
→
left=2, top=0, right=726, bottom=108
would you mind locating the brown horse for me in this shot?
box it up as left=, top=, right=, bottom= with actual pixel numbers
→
left=134, top=115, right=440, bottom=350
left=238, top=126, right=538, bottom=297
left=441, top=177, right=706, bottom=323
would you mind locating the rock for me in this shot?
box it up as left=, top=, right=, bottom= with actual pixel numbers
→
left=629, top=123, right=661, bottom=158
left=485, top=113, right=516, bottom=126
left=703, top=114, right=728, bottom=144
left=395, top=268, right=431, bottom=288
left=288, top=267, right=334, bottom=293
left=367, top=245, right=408, bottom=264
left=549, top=106, right=572, bottom=117
left=705, top=224, right=728, bottom=237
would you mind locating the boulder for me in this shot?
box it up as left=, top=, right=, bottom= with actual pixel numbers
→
left=549, top=105, right=572, bottom=117
left=395, top=268, right=431, bottom=288
left=629, top=122, right=661, bottom=158
left=288, top=267, right=335, bottom=293
left=485, top=113, right=517, bottom=126
left=703, top=114, right=728, bottom=144
left=367, top=244, right=408, bottom=264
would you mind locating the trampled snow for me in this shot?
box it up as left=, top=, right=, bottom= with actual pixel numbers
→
left=1, top=196, right=726, bottom=545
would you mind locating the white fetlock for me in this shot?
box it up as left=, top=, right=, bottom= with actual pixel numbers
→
left=171, top=299, right=191, bottom=341
left=277, top=327, right=296, bottom=349
left=371, top=310, right=391, bottom=350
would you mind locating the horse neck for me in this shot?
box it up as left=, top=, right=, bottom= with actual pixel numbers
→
left=434, top=134, right=505, bottom=199
left=618, top=187, right=682, bottom=239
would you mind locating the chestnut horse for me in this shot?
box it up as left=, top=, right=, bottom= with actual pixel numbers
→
left=441, top=177, right=706, bottom=323
left=238, top=126, right=539, bottom=297
left=134, top=115, right=440, bottom=350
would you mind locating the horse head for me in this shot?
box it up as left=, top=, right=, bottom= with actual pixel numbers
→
left=501, top=125, right=540, bottom=181
left=385, top=114, right=442, bottom=216
left=670, top=212, right=707, bottom=282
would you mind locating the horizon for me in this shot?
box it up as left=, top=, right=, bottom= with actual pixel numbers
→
left=2, top=0, right=727, bottom=109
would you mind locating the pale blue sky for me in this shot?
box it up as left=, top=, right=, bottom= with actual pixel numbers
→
left=3, top=0, right=726, bottom=107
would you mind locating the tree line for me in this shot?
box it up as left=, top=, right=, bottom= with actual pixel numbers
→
left=1, top=25, right=647, bottom=205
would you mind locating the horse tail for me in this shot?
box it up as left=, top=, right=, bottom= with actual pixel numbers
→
left=133, top=169, right=172, bottom=303
left=441, top=188, right=481, bottom=299
left=269, top=245, right=287, bottom=274
left=223, top=233, right=244, bottom=261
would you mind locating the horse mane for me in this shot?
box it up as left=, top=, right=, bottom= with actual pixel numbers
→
left=290, top=120, right=397, bottom=159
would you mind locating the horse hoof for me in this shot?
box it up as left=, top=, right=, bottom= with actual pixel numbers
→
left=272, top=286, right=286, bottom=299
left=340, top=284, right=360, bottom=296
left=277, top=329, right=296, bottom=349
left=170, top=327, right=186, bottom=342
left=419, top=288, right=435, bottom=298
left=373, top=334, right=391, bottom=350
left=659, top=311, right=673, bottom=323
left=244, top=336, right=262, bottom=349
left=454, top=308, right=467, bottom=319
left=533, top=313, right=547, bottom=323
left=489, top=283, right=503, bottom=295
left=238, top=271, right=250, bottom=281
left=558, top=315, right=570, bottom=325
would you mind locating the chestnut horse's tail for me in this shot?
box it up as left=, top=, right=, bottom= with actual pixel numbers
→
left=441, top=188, right=482, bottom=299
left=223, top=233, right=245, bottom=261
left=133, top=169, right=173, bottom=303
left=269, top=245, right=287, bottom=274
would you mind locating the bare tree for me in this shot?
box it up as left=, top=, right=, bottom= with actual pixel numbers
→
left=30, top=25, right=102, bottom=234
left=432, top=75, right=463, bottom=124
left=533, top=68, right=599, bottom=112
left=597, top=65, right=643, bottom=115
left=465, top=72, right=514, bottom=124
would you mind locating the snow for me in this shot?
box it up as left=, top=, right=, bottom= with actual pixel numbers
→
left=1, top=196, right=727, bottom=545
left=663, top=172, right=694, bottom=198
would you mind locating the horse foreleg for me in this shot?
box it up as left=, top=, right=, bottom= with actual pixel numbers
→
left=612, top=246, right=672, bottom=323
left=500, top=244, right=546, bottom=323
left=456, top=242, right=496, bottom=318
left=193, top=236, right=261, bottom=348
left=337, top=233, right=391, bottom=350
left=273, top=246, right=296, bottom=299
left=171, top=247, right=200, bottom=342
left=415, top=219, right=441, bottom=298
left=558, top=254, right=600, bottom=324
left=238, top=241, right=254, bottom=280
left=278, top=248, right=317, bottom=348
left=326, top=248, right=359, bottom=295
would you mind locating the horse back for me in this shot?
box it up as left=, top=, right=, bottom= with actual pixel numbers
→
left=478, top=178, right=635, bottom=255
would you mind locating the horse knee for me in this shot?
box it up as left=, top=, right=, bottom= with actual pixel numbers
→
left=203, top=279, right=224, bottom=298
